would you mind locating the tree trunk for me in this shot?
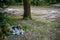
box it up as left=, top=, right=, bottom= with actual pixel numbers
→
left=23, top=0, right=32, bottom=19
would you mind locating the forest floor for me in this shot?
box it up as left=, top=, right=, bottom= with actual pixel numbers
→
left=4, top=5, right=60, bottom=22
left=3, top=5, right=60, bottom=40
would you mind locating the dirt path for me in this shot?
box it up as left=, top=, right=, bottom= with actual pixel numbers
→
left=4, top=6, right=60, bottom=22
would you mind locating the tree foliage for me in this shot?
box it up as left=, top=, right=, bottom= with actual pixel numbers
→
left=0, top=0, right=60, bottom=6
left=31, top=0, right=59, bottom=5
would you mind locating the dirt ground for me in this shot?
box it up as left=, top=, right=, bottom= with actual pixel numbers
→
left=4, top=6, right=60, bottom=22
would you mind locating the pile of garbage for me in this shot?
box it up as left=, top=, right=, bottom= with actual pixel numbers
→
left=10, top=25, right=24, bottom=36
left=4, top=24, right=25, bottom=38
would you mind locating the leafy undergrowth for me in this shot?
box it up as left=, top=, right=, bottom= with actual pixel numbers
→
left=5, top=15, right=60, bottom=40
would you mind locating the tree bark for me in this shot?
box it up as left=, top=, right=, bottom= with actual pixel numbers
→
left=23, top=0, right=32, bottom=19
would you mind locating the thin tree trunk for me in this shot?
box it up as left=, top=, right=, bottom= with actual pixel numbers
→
left=23, top=0, right=32, bottom=19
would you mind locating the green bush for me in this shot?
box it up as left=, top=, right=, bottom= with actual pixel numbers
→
left=0, top=0, right=59, bottom=6
left=0, top=12, right=15, bottom=40
left=31, top=0, right=58, bottom=6
left=31, top=0, right=45, bottom=6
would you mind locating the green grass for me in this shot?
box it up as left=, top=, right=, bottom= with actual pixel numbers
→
left=5, top=15, right=60, bottom=40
